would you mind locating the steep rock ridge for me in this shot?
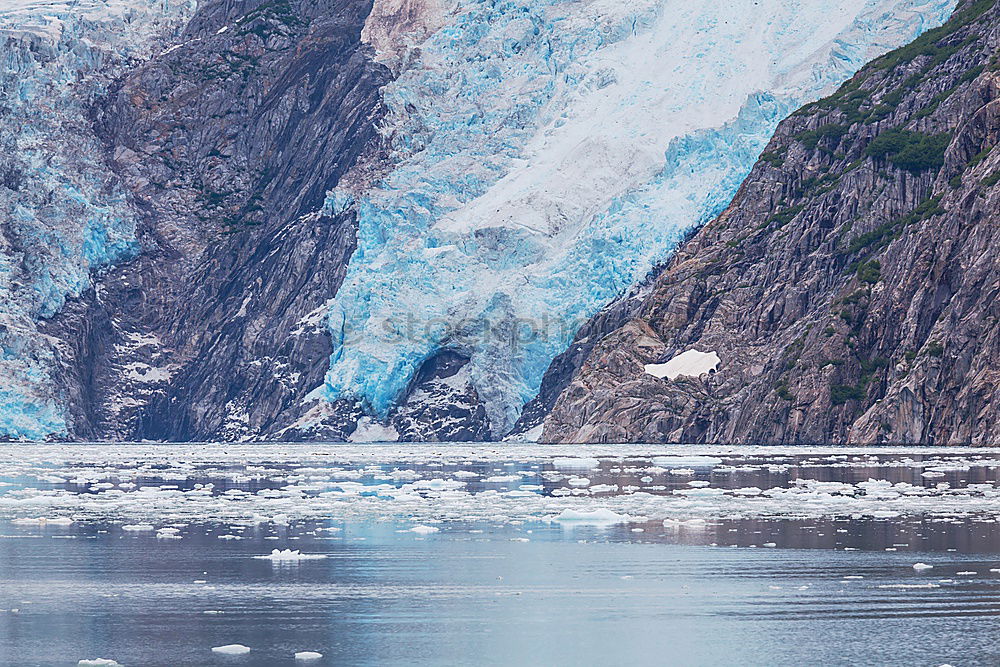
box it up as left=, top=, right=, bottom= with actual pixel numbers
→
left=311, top=0, right=959, bottom=440
left=541, top=0, right=1000, bottom=444
left=42, top=0, right=391, bottom=440
left=0, top=0, right=194, bottom=440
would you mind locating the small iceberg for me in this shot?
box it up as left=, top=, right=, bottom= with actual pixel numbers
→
left=122, top=524, right=155, bottom=532
left=254, top=549, right=327, bottom=561
left=554, top=508, right=630, bottom=525
left=652, top=456, right=723, bottom=468
left=211, top=644, right=251, bottom=655
left=295, top=652, right=323, bottom=661
left=552, top=457, right=601, bottom=470
left=409, top=525, right=439, bottom=534
left=15, top=517, right=74, bottom=526
left=912, top=562, right=934, bottom=571
left=78, top=660, right=121, bottom=666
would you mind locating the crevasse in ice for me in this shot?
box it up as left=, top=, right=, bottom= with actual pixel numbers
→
left=0, top=0, right=192, bottom=440
left=319, top=0, right=957, bottom=435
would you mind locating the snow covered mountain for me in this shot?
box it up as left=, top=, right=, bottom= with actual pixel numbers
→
left=0, top=0, right=959, bottom=441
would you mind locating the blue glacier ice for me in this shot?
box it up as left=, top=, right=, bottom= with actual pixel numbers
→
left=0, top=0, right=192, bottom=439
left=319, top=0, right=957, bottom=435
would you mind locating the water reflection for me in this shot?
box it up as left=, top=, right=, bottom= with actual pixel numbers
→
left=1, top=447, right=1000, bottom=664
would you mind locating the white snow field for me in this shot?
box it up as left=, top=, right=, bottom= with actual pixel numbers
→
left=316, top=0, right=957, bottom=436
left=2, top=444, right=1000, bottom=528
left=645, top=349, right=722, bottom=381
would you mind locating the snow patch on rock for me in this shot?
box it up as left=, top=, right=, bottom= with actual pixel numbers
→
left=645, top=350, right=721, bottom=381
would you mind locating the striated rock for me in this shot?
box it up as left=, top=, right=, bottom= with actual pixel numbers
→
left=541, top=0, right=1000, bottom=445
left=40, top=0, right=391, bottom=441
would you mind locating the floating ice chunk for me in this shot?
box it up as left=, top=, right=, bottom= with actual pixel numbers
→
left=212, top=644, right=251, bottom=655
left=78, top=660, right=121, bottom=666
left=688, top=481, right=711, bottom=487
left=555, top=508, right=629, bottom=524
left=413, top=478, right=466, bottom=490
left=878, top=583, right=940, bottom=589
left=763, top=542, right=777, bottom=548
left=254, top=549, right=327, bottom=561
left=13, top=516, right=74, bottom=526
left=552, top=457, right=601, bottom=470
left=295, top=652, right=323, bottom=661
left=645, top=350, right=721, bottom=381
left=121, top=524, right=154, bottom=532
left=652, top=456, right=723, bottom=468
left=912, top=562, right=934, bottom=571
left=409, top=525, right=439, bottom=534
left=567, top=477, right=590, bottom=487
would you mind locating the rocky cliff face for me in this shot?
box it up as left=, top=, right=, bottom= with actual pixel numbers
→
left=541, top=0, right=1000, bottom=445
left=40, top=0, right=390, bottom=441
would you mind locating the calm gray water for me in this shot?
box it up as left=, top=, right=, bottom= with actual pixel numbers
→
left=2, top=445, right=1000, bottom=666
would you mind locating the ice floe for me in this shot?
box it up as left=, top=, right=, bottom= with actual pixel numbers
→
left=211, top=644, right=251, bottom=655
left=254, top=549, right=327, bottom=561
left=555, top=508, right=630, bottom=525
left=1, top=445, right=1000, bottom=530
left=295, top=652, right=323, bottom=661
left=409, top=525, right=440, bottom=534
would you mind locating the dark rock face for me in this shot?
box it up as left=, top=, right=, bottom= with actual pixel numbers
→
left=541, top=0, right=1000, bottom=444
left=390, top=350, right=492, bottom=442
left=41, top=0, right=389, bottom=440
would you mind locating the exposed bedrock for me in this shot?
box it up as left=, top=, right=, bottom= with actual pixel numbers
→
left=539, top=0, right=1000, bottom=445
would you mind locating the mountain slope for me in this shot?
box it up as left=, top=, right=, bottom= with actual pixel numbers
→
left=539, top=0, right=1000, bottom=444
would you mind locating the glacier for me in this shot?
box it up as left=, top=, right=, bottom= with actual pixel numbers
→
left=0, top=0, right=192, bottom=439
left=318, top=0, right=958, bottom=436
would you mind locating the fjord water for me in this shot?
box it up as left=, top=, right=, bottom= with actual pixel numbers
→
left=3, top=446, right=1000, bottom=665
